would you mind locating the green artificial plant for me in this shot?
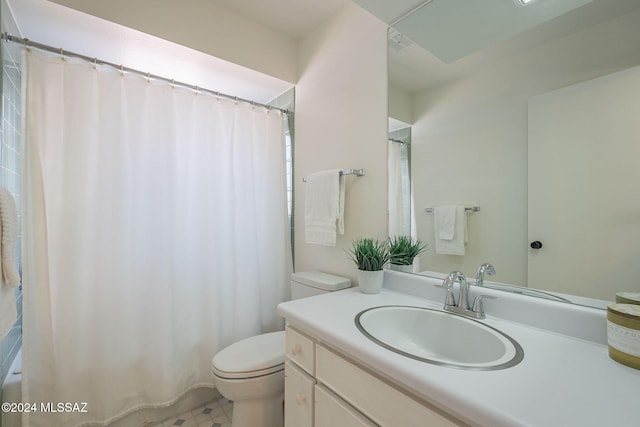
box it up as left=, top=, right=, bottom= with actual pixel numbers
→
left=347, top=238, right=390, bottom=271
left=388, top=235, right=428, bottom=266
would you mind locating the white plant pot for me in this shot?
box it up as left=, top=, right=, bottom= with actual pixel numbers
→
left=357, top=269, right=384, bottom=294
left=389, top=263, right=414, bottom=273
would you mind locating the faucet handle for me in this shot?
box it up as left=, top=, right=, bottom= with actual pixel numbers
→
left=435, top=277, right=456, bottom=307
left=471, top=294, right=497, bottom=318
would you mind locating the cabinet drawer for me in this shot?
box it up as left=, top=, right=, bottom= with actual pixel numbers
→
left=315, top=384, right=376, bottom=427
left=285, top=361, right=314, bottom=427
left=286, top=326, right=315, bottom=374
left=316, top=345, right=463, bottom=427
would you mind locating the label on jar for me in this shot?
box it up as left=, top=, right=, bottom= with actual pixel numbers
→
left=607, top=321, right=640, bottom=357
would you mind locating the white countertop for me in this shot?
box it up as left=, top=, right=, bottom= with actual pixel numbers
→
left=277, top=279, right=640, bottom=427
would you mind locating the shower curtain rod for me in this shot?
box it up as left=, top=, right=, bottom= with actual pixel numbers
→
left=1, top=33, right=291, bottom=114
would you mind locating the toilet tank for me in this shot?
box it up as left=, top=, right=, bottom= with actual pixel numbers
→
left=291, top=271, right=351, bottom=300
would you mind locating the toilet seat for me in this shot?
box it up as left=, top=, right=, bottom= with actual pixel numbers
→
left=212, top=331, right=285, bottom=379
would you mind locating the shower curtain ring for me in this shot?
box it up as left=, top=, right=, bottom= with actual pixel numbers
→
left=93, top=58, right=97, bottom=70
left=146, top=72, right=151, bottom=83
left=120, top=64, right=124, bottom=75
left=59, top=47, right=65, bottom=59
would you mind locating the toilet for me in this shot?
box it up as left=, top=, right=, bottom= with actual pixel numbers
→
left=211, top=271, right=351, bottom=427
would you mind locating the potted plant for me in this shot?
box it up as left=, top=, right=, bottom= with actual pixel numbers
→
left=388, top=236, right=427, bottom=273
left=347, top=238, right=389, bottom=294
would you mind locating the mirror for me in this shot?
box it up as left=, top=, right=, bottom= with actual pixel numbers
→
left=387, top=0, right=640, bottom=309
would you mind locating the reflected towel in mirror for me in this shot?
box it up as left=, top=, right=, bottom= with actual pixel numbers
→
left=434, top=205, right=467, bottom=255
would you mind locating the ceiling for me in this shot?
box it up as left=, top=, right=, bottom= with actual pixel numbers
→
left=209, top=0, right=349, bottom=39
left=44, top=0, right=351, bottom=41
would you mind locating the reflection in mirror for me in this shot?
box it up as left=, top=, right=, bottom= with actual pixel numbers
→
left=388, top=121, right=412, bottom=237
left=386, top=0, right=640, bottom=309
left=388, top=122, right=416, bottom=273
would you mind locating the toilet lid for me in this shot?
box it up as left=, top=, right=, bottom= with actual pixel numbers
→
left=212, top=331, right=285, bottom=379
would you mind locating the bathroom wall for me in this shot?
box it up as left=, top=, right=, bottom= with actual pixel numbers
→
left=388, top=85, right=412, bottom=126
left=0, top=0, right=22, bottom=388
left=294, top=3, right=388, bottom=283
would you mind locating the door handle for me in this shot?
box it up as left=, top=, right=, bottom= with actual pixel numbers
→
left=530, top=241, right=543, bottom=249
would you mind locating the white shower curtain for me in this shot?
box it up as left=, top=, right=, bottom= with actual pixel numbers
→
left=21, top=49, right=292, bottom=427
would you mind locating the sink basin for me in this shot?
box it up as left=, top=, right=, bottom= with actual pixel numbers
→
left=355, top=305, right=524, bottom=370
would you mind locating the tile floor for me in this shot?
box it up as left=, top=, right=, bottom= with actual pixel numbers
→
left=150, top=398, right=232, bottom=427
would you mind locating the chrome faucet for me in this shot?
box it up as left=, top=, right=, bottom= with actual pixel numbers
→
left=475, top=262, right=496, bottom=287
left=437, top=271, right=494, bottom=319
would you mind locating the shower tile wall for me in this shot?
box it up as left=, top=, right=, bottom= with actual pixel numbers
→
left=0, top=33, right=22, bottom=387
left=268, top=88, right=295, bottom=260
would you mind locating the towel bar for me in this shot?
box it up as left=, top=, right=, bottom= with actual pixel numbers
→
left=302, top=169, right=365, bottom=182
left=425, top=206, right=480, bottom=213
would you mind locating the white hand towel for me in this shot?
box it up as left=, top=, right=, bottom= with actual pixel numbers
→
left=434, top=205, right=456, bottom=240
left=337, top=173, right=345, bottom=235
left=0, top=188, right=20, bottom=287
left=0, top=281, right=17, bottom=340
left=305, top=170, right=345, bottom=246
left=0, top=188, right=19, bottom=340
left=434, top=205, right=467, bottom=256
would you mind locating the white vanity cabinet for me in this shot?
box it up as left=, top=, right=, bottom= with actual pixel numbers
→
left=285, top=361, right=315, bottom=427
left=284, top=325, right=466, bottom=427
left=315, top=384, right=376, bottom=427
left=284, top=326, right=316, bottom=427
